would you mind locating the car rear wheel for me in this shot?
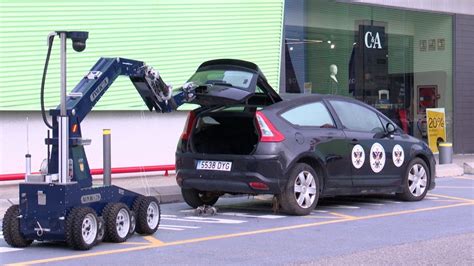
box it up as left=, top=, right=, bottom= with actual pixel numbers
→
left=278, top=163, right=319, bottom=215
left=181, top=188, right=219, bottom=208
left=397, top=158, right=430, bottom=201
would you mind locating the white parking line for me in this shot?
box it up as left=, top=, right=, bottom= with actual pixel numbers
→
left=361, top=203, right=385, bottom=206
left=160, top=224, right=200, bottom=229
left=376, top=200, right=402, bottom=204
left=0, top=247, right=23, bottom=253
left=330, top=205, right=360, bottom=209
left=220, top=212, right=286, bottom=219
left=426, top=196, right=439, bottom=200
left=162, top=215, right=246, bottom=224
left=159, top=227, right=184, bottom=231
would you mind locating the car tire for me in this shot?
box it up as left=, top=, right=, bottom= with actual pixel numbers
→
left=397, top=158, right=430, bottom=201
left=133, top=196, right=161, bottom=235
left=278, top=163, right=320, bottom=216
left=181, top=188, right=219, bottom=208
left=2, top=205, right=33, bottom=248
left=102, top=203, right=131, bottom=243
left=65, top=207, right=99, bottom=250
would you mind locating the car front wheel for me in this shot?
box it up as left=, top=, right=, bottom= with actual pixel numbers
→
left=279, top=163, right=320, bottom=215
left=397, top=158, right=430, bottom=201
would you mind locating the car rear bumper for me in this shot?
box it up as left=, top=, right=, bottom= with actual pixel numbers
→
left=175, top=153, right=285, bottom=194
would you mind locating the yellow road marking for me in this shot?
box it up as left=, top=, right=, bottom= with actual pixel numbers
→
left=119, top=242, right=148, bottom=245
left=9, top=199, right=473, bottom=266
left=328, top=212, right=357, bottom=220
left=428, top=193, right=474, bottom=203
left=143, top=236, right=165, bottom=246
left=351, top=202, right=472, bottom=220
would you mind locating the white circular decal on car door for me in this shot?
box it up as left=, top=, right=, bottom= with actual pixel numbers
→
left=370, top=142, right=386, bottom=173
left=392, top=144, right=405, bottom=167
left=351, top=144, right=365, bottom=169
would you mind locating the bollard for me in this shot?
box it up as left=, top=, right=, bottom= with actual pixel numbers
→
left=103, top=129, right=112, bottom=186
left=438, top=142, right=453, bottom=164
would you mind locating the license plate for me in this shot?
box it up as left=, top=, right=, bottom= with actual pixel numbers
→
left=196, top=160, right=232, bottom=171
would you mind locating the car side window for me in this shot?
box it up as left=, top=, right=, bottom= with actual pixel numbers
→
left=281, top=102, right=335, bottom=128
left=329, top=100, right=384, bottom=132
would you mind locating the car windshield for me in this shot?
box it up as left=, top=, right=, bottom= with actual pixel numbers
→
left=188, top=69, right=255, bottom=91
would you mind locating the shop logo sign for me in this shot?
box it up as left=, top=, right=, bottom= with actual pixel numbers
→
left=364, top=31, right=382, bottom=49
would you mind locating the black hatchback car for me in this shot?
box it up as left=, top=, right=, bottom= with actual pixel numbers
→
left=175, top=59, right=436, bottom=215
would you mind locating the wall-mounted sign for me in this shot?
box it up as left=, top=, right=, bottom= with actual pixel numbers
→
left=437, top=38, right=445, bottom=50
left=353, top=22, right=388, bottom=99
left=361, top=25, right=385, bottom=50
left=364, top=31, right=383, bottom=49
left=419, top=40, right=427, bottom=52
left=426, top=108, right=446, bottom=153
left=428, top=39, right=436, bottom=51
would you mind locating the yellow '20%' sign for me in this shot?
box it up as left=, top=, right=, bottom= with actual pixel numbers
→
left=426, top=108, right=446, bottom=153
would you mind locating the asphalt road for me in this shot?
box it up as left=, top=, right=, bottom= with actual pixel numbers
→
left=0, top=176, right=473, bottom=265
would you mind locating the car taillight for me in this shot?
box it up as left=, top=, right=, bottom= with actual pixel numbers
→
left=255, top=111, right=285, bottom=142
left=180, top=111, right=196, bottom=141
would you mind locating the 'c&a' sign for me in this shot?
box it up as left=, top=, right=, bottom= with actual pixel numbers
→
left=364, top=31, right=382, bottom=49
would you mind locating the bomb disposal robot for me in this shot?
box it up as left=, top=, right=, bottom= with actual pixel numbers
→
left=2, top=31, right=193, bottom=250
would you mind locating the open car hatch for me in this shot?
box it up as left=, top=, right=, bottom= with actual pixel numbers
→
left=185, top=59, right=282, bottom=107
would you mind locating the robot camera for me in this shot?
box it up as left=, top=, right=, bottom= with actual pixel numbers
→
left=66, top=31, right=89, bottom=52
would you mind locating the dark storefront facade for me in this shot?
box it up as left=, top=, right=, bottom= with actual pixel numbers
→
left=282, top=0, right=474, bottom=153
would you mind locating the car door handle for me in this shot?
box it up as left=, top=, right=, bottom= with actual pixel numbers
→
left=350, top=139, right=359, bottom=144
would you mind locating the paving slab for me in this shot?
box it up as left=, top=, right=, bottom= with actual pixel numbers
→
left=436, top=163, right=464, bottom=178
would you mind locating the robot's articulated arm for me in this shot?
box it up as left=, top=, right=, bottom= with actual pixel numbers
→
left=50, top=57, right=193, bottom=123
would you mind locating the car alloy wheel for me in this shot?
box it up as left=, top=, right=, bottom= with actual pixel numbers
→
left=408, top=163, right=428, bottom=197
left=293, top=170, right=317, bottom=208
left=279, top=163, right=320, bottom=215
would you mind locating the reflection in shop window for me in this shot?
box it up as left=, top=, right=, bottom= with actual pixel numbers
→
left=283, top=0, right=452, bottom=143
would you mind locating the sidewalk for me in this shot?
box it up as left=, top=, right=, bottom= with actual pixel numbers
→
left=435, top=153, right=474, bottom=177
left=1, top=154, right=473, bottom=219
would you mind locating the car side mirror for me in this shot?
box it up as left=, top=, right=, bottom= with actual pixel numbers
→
left=386, top=122, right=396, bottom=134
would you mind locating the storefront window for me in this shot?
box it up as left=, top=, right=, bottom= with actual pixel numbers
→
left=283, top=0, right=453, bottom=143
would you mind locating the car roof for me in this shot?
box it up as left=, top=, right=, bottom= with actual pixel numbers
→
left=264, top=93, right=343, bottom=109
left=265, top=93, right=398, bottom=128
left=266, top=93, right=385, bottom=115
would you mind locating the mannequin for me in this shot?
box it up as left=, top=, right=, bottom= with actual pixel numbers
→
left=327, top=64, right=339, bottom=95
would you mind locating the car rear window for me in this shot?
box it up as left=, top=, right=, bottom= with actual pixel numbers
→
left=281, top=102, right=335, bottom=128
left=188, top=69, right=255, bottom=90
